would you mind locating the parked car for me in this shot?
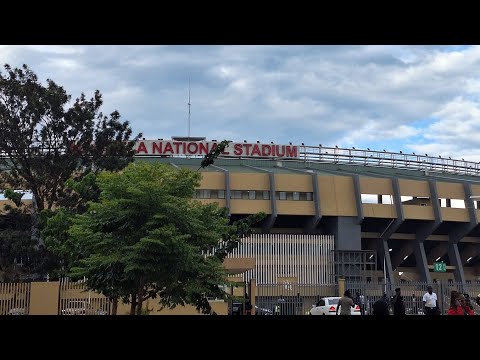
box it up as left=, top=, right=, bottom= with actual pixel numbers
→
left=7, top=307, right=26, bottom=315
left=61, top=301, right=88, bottom=315
left=61, top=301, right=108, bottom=315
left=255, top=305, right=273, bottom=315
left=309, top=297, right=362, bottom=315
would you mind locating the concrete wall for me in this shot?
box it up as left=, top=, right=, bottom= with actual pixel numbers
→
left=360, top=177, right=393, bottom=195
left=230, top=174, right=270, bottom=190
left=318, top=176, right=357, bottom=216
left=275, top=174, right=312, bottom=192
left=29, top=282, right=60, bottom=315
left=230, top=200, right=271, bottom=214
left=199, top=172, right=226, bottom=189
left=363, top=204, right=396, bottom=218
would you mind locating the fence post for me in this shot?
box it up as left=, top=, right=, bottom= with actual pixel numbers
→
left=249, top=279, right=256, bottom=315
left=338, top=278, right=345, bottom=297
left=438, top=280, right=443, bottom=315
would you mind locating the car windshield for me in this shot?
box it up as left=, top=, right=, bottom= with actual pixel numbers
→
left=328, top=298, right=339, bottom=305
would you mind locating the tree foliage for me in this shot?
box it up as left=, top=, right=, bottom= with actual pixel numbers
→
left=200, top=140, right=231, bottom=169
left=0, top=63, right=141, bottom=213
left=0, top=64, right=140, bottom=277
left=43, top=162, right=265, bottom=314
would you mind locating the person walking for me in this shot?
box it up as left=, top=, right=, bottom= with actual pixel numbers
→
left=354, top=291, right=365, bottom=315
left=391, top=287, right=406, bottom=315
left=423, top=286, right=439, bottom=315
left=336, top=290, right=355, bottom=315
left=448, top=292, right=474, bottom=315
left=372, top=296, right=389, bottom=315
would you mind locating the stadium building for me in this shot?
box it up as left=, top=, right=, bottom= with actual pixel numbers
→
left=2, top=137, right=480, bottom=287
left=135, top=137, right=480, bottom=286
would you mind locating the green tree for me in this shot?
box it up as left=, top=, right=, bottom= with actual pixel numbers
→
left=0, top=64, right=140, bottom=279
left=44, top=162, right=264, bottom=315
left=0, top=64, right=141, bottom=245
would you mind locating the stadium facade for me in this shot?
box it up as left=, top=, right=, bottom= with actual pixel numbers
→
left=2, top=138, right=480, bottom=286
left=136, top=138, right=480, bottom=285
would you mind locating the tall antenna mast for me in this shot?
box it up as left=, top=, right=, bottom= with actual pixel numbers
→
left=188, top=78, right=191, bottom=139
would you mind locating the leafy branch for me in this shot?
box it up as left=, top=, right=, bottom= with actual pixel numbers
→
left=199, top=140, right=231, bottom=169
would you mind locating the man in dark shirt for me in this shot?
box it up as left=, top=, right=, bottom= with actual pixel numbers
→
left=372, top=295, right=390, bottom=315
left=391, top=287, right=405, bottom=315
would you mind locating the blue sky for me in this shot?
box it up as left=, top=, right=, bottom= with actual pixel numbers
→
left=2, top=45, right=480, bottom=161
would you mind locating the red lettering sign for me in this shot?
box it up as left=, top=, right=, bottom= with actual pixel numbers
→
left=134, top=140, right=299, bottom=159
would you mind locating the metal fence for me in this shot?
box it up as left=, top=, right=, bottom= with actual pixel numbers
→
left=59, top=278, right=112, bottom=315
left=256, top=281, right=480, bottom=315
left=0, top=282, right=31, bottom=315
left=346, top=280, right=480, bottom=315
left=255, top=283, right=338, bottom=315
left=0, top=279, right=111, bottom=315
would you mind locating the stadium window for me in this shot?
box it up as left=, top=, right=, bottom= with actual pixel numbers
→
left=286, top=192, right=293, bottom=200
left=201, top=190, right=211, bottom=199
left=361, top=194, right=377, bottom=204
left=218, top=190, right=225, bottom=199
left=292, top=192, right=300, bottom=201
left=211, top=190, right=218, bottom=199
left=279, top=192, right=287, bottom=200
left=248, top=190, right=256, bottom=200
left=231, top=190, right=242, bottom=199
left=241, top=191, right=249, bottom=199
left=450, top=199, right=466, bottom=209
left=400, top=196, right=414, bottom=204
left=306, top=192, right=313, bottom=201
left=263, top=191, right=270, bottom=200
left=381, top=195, right=394, bottom=204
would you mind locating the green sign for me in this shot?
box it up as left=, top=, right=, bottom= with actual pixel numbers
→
left=434, top=262, right=446, bottom=272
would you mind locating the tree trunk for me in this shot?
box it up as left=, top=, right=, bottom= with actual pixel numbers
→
left=130, top=293, right=137, bottom=315
left=136, top=277, right=144, bottom=315
left=31, top=194, right=43, bottom=248
left=112, top=298, right=118, bottom=315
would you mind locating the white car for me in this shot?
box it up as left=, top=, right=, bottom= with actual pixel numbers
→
left=61, top=301, right=108, bottom=315
left=8, top=308, right=26, bottom=315
left=309, top=297, right=362, bottom=315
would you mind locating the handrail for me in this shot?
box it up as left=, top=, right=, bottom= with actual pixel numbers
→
left=2, top=144, right=480, bottom=177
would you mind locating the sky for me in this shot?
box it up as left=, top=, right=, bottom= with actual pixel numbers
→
left=1, top=45, right=480, bottom=161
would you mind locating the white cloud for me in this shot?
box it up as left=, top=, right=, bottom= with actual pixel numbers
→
left=2, top=45, right=480, bottom=163
left=25, top=45, right=85, bottom=55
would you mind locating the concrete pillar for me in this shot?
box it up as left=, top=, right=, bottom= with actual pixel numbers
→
left=413, top=241, right=432, bottom=283
left=212, top=165, right=231, bottom=216
left=263, top=172, right=277, bottom=232
left=448, top=244, right=466, bottom=284
left=413, top=180, right=442, bottom=283
left=330, top=216, right=362, bottom=250
left=352, top=175, right=364, bottom=224
left=338, top=278, right=345, bottom=297
left=447, top=183, right=477, bottom=283
left=304, top=173, right=321, bottom=232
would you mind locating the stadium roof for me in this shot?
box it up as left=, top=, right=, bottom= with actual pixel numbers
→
left=138, top=156, right=480, bottom=184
